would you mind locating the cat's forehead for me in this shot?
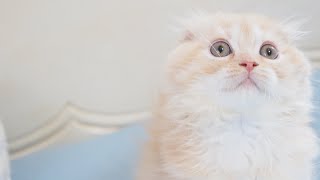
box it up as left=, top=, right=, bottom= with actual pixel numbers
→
left=215, top=17, right=270, bottom=38
left=185, top=13, right=291, bottom=48
left=216, top=17, right=283, bottom=50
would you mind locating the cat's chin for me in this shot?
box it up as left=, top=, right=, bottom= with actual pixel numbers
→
left=212, top=87, right=268, bottom=111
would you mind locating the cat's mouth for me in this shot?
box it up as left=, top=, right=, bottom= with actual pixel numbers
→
left=236, top=77, right=263, bottom=93
left=225, top=75, right=261, bottom=92
left=222, top=74, right=263, bottom=93
left=236, top=77, right=259, bottom=89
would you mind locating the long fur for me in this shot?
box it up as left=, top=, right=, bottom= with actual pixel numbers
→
left=136, top=13, right=319, bottom=180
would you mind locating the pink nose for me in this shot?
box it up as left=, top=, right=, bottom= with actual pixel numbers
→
left=239, top=61, right=259, bottom=72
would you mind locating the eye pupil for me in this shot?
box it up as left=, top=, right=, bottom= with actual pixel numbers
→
left=266, top=48, right=272, bottom=56
left=218, top=45, right=224, bottom=53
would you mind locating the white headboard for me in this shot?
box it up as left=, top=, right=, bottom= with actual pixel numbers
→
left=1, top=0, right=320, bottom=159
left=9, top=103, right=151, bottom=159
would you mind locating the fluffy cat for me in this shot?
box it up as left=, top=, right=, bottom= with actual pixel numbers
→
left=0, top=121, right=10, bottom=180
left=136, top=12, right=319, bottom=180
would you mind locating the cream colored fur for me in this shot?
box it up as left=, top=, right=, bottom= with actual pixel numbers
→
left=136, top=13, right=319, bottom=180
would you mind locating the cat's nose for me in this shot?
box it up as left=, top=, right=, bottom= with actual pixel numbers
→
left=239, top=61, right=259, bottom=72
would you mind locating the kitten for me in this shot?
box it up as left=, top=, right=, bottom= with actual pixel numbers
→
left=136, top=13, right=319, bottom=180
left=0, top=121, right=10, bottom=180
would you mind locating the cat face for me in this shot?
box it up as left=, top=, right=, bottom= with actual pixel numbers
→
left=167, top=13, right=311, bottom=108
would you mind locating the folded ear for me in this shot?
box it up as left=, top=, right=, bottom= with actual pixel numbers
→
left=180, top=30, right=195, bottom=42
left=174, top=10, right=208, bottom=42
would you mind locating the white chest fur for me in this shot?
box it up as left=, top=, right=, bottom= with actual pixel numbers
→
left=184, top=109, right=317, bottom=180
left=162, top=93, right=318, bottom=180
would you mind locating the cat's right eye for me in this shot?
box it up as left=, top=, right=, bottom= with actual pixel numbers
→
left=210, top=41, right=232, bottom=57
left=260, top=44, right=278, bottom=60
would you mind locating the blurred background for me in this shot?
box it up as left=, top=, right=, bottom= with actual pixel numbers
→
left=1, top=0, right=320, bottom=157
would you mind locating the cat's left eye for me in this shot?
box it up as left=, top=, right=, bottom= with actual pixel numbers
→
left=260, top=44, right=278, bottom=60
left=210, top=41, right=232, bottom=57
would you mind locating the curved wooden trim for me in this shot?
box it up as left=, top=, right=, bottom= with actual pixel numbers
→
left=9, top=103, right=151, bottom=159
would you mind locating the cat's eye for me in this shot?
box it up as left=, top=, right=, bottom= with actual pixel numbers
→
left=259, top=44, right=278, bottom=60
left=210, top=41, right=232, bottom=57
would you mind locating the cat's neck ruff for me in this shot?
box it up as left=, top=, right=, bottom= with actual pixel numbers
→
left=165, top=86, right=310, bottom=129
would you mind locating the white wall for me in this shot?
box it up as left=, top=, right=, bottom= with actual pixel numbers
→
left=1, top=0, right=320, bottom=141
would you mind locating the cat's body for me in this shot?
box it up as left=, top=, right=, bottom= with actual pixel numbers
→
left=136, top=13, right=319, bottom=180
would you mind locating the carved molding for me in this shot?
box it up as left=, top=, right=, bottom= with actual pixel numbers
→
left=9, top=103, right=151, bottom=159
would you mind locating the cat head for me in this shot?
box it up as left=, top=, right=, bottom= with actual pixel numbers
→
left=166, top=13, right=311, bottom=109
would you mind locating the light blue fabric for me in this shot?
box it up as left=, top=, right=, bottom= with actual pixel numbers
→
left=11, top=71, right=320, bottom=180
left=11, top=124, right=147, bottom=180
left=312, top=70, right=320, bottom=133
left=312, top=70, right=320, bottom=178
